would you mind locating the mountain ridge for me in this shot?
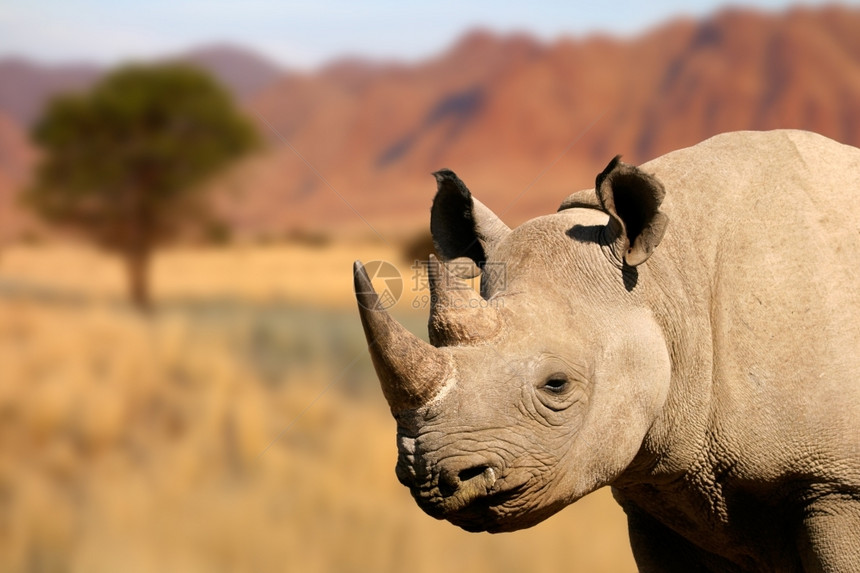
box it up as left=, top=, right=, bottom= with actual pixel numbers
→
left=227, top=4, right=860, bottom=237
left=2, top=5, right=860, bottom=241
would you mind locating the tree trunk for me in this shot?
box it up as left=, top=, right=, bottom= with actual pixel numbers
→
left=126, top=247, right=152, bottom=312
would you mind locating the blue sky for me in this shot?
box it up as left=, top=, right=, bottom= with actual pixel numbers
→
left=0, top=0, right=854, bottom=69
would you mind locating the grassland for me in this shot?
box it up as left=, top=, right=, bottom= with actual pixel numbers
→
left=0, top=243, right=636, bottom=572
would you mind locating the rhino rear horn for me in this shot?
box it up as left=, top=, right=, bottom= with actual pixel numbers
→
left=426, top=254, right=501, bottom=346
left=595, top=156, right=669, bottom=266
left=354, top=261, right=451, bottom=412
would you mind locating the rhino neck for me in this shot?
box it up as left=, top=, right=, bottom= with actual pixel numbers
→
left=607, top=196, right=777, bottom=565
left=612, top=225, right=717, bottom=486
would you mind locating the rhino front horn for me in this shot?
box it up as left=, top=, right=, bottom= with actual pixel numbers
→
left=354, top=261, right=452, bottom=412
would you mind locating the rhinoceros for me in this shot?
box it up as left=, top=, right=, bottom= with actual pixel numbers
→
left=353, top=130, right=860, bottom=572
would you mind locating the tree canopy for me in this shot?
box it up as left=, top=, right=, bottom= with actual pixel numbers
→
left=24, top=63, right=259, bottom=307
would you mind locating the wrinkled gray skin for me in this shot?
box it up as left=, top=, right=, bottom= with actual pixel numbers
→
left=354, top=130, right=860, bottom=572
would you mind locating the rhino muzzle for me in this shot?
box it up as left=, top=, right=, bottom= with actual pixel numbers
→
left=398, top=453, right=519, bottom=531
left=393, top=429, right=536, bottom=531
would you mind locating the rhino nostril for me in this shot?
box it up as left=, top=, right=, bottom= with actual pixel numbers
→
left=458, top=465, right=491, bottom=483
left=437, top=462, right=497, bottom=498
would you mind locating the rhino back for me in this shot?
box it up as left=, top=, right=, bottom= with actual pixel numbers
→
left=596, top=130, right=860, bottom=567
left=630, top=129, right=859, bottom=534
left=647, top=129, right=860, bottom=404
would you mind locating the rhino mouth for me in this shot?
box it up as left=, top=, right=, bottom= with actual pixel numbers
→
left=414, top=479, right=538, bottom=533
left=442, top=486, right=532, bottom=532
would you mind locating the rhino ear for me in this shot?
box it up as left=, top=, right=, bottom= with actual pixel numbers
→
left=430, top=169, right=511, bottom=265
left=557, top=188, right=602, bottom=212
left=595, top=156, right=669, bottom=266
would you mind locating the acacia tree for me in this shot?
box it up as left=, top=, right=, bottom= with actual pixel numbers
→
left=24, top=63, right=258, bottom=310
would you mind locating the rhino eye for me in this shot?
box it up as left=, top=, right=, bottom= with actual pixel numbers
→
left=541, top=374, right=569, bottom=394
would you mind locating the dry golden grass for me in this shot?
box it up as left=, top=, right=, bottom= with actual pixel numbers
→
left=0, top=241, right=408, bottom=308
left=0, top=244, right=636, bottom=572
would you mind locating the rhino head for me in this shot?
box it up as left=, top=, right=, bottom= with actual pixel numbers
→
left=355, top=161, right=672, bottom=533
